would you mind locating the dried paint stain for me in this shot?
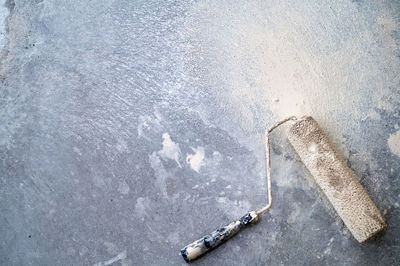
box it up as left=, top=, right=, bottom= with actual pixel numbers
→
left=158, top=132, right=181, bottom=167
left=186, top=146, right=205, bottom=172
left=388, top=129, right=400, bottom=157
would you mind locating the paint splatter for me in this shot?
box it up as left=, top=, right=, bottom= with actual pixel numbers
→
left=388, top=129, right=400, bottom=157
left=186, top=146, right=205, bottom=173
left=158, top=132, right=182, bottom=167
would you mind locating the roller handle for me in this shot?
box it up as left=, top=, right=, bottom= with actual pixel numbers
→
left=180, top=211, right=259, bottom=262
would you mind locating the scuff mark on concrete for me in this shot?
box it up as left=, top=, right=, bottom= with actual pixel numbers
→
left=93, top=250, right=127, bottom=266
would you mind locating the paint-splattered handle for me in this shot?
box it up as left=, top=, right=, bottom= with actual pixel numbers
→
left=180, top=211, right=259, bottom=262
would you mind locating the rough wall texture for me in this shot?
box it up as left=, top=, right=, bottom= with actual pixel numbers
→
left=0, top=0, right=399, bottom=265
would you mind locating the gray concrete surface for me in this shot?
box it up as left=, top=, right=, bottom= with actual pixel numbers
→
left=0, top=0, right=399, bottom=265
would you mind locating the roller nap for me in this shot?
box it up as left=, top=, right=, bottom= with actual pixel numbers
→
left=287, top=116, right=386, bottom=242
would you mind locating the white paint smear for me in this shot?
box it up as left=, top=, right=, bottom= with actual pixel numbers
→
left=158, top=132, right=181, bottom=167
left=388, top=129, right=400, bottom=157
left=185, top=2, right=400, bottom=138
left=186, top=146, right=205, bottom=172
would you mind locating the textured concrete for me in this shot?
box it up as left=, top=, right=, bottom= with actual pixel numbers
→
left=0, top=0, right=399, bottom=265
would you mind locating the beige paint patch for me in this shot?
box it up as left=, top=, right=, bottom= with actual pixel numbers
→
left=388, top=129, right=400, bottom=157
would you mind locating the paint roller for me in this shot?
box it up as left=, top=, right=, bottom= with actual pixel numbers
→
left=180, top=116, right=386, bottom=262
